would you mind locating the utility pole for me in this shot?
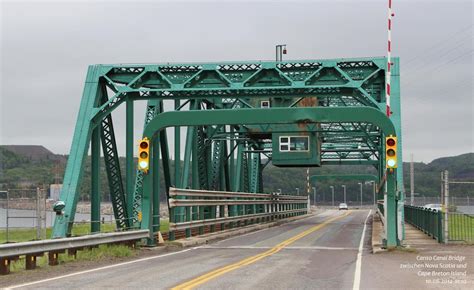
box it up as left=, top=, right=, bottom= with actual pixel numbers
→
left=312, top=187, right=316, bottom=206
left=342, top=185, right=346, bottom=204
left=443, top=170, right=449, bottom=244
left=373, top=181, right=376, bottom=206
left=36, top=188, right=42, bottom=240
left=332, top=186, right=335, bottom=206
left=306, top=168, right=310, bottom=199
left=410, top=153, right=414, bottom=206
left=296, top=188, right=299, bottom=196
left=358, top=182, right=363, bottom=207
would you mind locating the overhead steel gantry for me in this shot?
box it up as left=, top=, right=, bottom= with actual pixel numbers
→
left=52, top=57, right=404, bottom=248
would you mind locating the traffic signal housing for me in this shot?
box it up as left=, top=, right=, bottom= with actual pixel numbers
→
left=138, top=137, right=150, bottom=173
left=385, top=136, right=397, bottom=169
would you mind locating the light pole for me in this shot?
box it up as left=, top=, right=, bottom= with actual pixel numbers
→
left=372, top=181, right=376, bottom=206
left=277, top=188, right=282, bottom=195
left=342, top=185, right=346, bottom=204
left=365, top=181, right=376, bottom=206
left=358, top=182, right=363, bottom=207
left=296, top=187, right=299, bottom=196
left=330, top=186, right=335, bottom=207
left=312, top=187, right=316, bottom=206
left=275, top=44, right=287, bottom=62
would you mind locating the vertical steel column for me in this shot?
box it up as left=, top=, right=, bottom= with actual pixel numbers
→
left=152, top=136, right=160, bottom=235
left=131, top=100, right=159, bottom=227
left=175, top=100, right=181, bottom=187
left=229, top=126, right=235, bottom=184
left=233, top=143, right=243, bottom=192
left=192, top=126, right=199, bottom=223
left=443, top=170, right=449, bottom=244
left=249, top=152, right=259, bottom=222
left=234, top=143, right=244, bottom=226
left=169, top=100, right=181, bottom=241
left=126, top=98, right=134, bottom=220
left=385, top=170, right=398, bottom=248
left=52, top=66, right=101, bottom=238
left=182, top=101, right=197, bottom=237
left=141, top=141, right=155, bottom=245
left=91, top=126, right=101, bottom=233
left=228, top=130, right=237, bottom=227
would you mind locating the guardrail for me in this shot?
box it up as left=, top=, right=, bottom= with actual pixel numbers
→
left=0, top=230, right=149, bottom=275
left=169, top=188, right=309, bottom=233
left=404, top=205, right=443, bottom=243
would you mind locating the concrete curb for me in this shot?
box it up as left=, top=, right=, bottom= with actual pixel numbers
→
left=167, top=210, right=324, bottom=248
left=371, top=212, right=387, bottom=254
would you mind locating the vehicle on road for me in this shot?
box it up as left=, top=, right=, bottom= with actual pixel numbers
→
left=423, top=204, right=442, bottom=211
left=338, top=203, right=348, bottom=210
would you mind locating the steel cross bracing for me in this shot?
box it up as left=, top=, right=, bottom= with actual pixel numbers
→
left=131, top=101, right=159, bottom=225
left=52, top=57, right=403, bottom=248
left=99, top=105, right=129, bottom=229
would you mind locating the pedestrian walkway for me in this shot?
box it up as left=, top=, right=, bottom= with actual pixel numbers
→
left=371, top=213, right=439, bottom=252
left=403, top=223, right=440, bottom=249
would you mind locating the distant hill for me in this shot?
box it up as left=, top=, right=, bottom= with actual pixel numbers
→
left=1, top=145, right=65, bottom=163
left=0, top=145, right=472, bottom=201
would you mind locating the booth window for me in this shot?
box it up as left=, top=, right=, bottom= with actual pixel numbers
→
left=261, top=100, right=270, bottom=108
left=279, top=136, right=309, bottom=152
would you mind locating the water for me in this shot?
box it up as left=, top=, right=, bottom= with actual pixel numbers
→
left=457, top=206, right=474, bottom=215
left=0, top=208, right=114, bottom=229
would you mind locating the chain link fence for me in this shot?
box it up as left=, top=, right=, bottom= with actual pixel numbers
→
left=0, top=188, right=118, bottom=243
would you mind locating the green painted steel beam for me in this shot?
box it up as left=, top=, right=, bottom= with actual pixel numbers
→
left=90, top=127, right=100, bottom=233
left=126, top=98, right=134, bottom=220
left=140, top=106, right=398, bottom=246
left=53, top=57, right=402, bottom=250
left=143, top=107, right=396, bottom=138
left=52, top=66, right=102, bottom=238
left=91, top=58, right=389, bottom=120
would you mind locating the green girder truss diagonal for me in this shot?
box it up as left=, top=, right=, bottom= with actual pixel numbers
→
left=53, top=57, right=403, bottom=248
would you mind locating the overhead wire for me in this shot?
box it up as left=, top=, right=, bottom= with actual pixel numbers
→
left=403, top=23, right=473, bottom=66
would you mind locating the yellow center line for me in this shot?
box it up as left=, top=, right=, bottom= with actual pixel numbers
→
left=171, top=211, right=352, bottom=290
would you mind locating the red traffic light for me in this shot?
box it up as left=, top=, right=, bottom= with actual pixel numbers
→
left=140, top=141, right=149, bottom=149
left=386, top=138, right=395, bottom=147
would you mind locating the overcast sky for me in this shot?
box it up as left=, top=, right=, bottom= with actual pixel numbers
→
left=1, top=0, right=472, bottom=163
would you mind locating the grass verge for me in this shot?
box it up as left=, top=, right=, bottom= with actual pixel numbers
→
left=10, top=244, right=136, bottom=273
left=449, top=213, right=474, bottom=242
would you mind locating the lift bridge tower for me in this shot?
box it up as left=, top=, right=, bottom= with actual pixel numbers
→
left=52, top=57, right=404, bottom=248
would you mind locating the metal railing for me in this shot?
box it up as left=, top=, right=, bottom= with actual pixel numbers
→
left=0, top=230, right=149, bottom=275
left=404, top=205, right=443, bottom=243
left=169, top=187, right=309, bottom=232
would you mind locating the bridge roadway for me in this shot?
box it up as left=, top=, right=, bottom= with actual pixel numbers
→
left=7, top=210, right=456, bottom=289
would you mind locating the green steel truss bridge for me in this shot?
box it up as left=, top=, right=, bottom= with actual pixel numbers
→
left=52, top=57, right=404, bottom=248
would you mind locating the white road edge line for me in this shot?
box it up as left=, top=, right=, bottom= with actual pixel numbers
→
left=5, top=209, right=333, bottom=289
left=5, top=247, right=200, bottom=289
left=202, top=246, right=358, bottom=251
left=352, top=209, right=372, bottom=290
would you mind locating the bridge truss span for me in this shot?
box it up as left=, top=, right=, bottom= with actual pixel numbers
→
left=52, top=57, right=403, bottom=248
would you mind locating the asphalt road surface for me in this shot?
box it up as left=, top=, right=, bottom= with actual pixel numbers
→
left=6, top=210, right=473, bottom=289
